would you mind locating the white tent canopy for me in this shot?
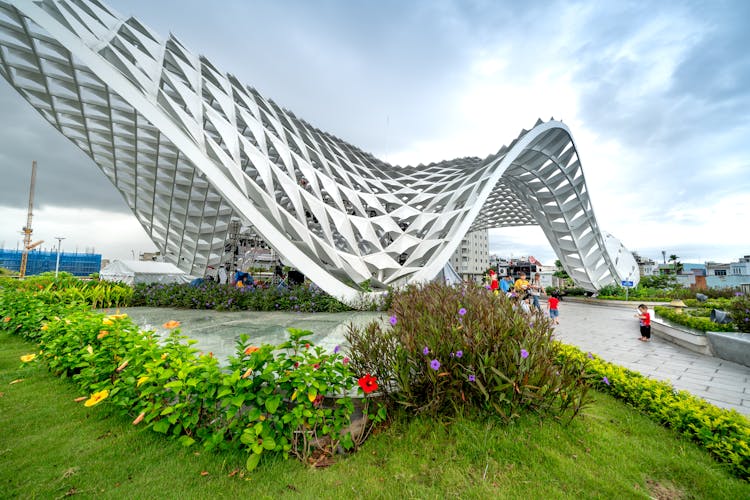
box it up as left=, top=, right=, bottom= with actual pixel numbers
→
left=100, top=260, right=191, bottom=286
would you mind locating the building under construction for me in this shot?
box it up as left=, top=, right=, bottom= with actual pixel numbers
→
left=0, top=249, right=101, bottom=276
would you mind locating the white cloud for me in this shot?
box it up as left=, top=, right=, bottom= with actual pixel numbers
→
left=0, top=206, right=156, bottom=260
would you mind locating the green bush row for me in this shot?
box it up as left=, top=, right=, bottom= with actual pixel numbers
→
left=654, top=306, right=736, bottom=333
left=0, top=272, right=132, bottom=308
left=557, top=344, right=750, bottom=480
left=130, top=281, right=356, bottom=312
left=0, top=289, right=385, bottom=470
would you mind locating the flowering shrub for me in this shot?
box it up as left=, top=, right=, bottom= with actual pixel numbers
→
left=0, top=288, right=385, bottom=471
left=131, top=281, right=356, bottom=312
left=729, top=293, right=750, bottom=333
left=346, top=282, right=592, bottom=420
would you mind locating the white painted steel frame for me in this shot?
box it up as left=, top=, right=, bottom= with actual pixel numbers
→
left=0, top=0, right=639, bottom=304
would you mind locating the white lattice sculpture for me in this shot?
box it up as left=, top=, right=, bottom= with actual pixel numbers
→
left=0, top=0, right=639, bottom=304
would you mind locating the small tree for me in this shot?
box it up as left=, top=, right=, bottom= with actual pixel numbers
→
left=668, top=254, right=683, bottom=275
left=553, top=259, right=574, bottom=288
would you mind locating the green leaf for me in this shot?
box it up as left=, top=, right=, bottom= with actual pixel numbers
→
left=246, top=452, right=261, bottom=471
left=262, top=438, right=276, bottom=450
left=178, top=435, right=195, bottom=447
left=152, top=419, right=170, bottom=434
left=246, top=407, right=261, bottom=421
left=239, top=430, right=255, bottom=445
left=265, top=395, right=281, bottom=413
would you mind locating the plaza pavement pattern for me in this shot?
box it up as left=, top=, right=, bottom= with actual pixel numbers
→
left=550, top=300, right=750, bottom=416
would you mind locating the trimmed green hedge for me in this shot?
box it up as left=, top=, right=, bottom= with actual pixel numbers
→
left=654, top=306, right=736, bottom=333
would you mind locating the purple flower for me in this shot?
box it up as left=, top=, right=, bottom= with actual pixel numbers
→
left=334, top=345, right=340, bottom=354
left=468, top=374, right=476, bottom=382
left=430, top=359, right=440, bottom=371
left=602, top=376, right=610, bottom=386
left=735, top=292, right=744, bottom=296
left=389, top=315, right=397, bottom=326
left=520, top=349, right=529, bottom=359
left=458, top=307, right=467, bottom=316
left=423, top=346, right=429, bottom=355
left=456, top=350, right=463, bottom=358
left=587, top=352, right=593, bottom=359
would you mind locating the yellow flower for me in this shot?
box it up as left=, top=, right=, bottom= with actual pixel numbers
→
left=161, top=353, right=168, bottom=360
left=163, top=320, right=181, bottom=329
left=308, top=392, right=316, bottom=403
left=41, top=324, right=48, bottom=331
left=102, top=318, right=114, bottom=326
left=97, top=330, right=109, bottom=339
left=20, top=354, right=36, bottom=363
left=291, top=390, right=297, bottom=401
left=86, top=345, right=93, bottom=355
left=83, top=389, right=109, bottom=407
left=137, top=376, right=149, bottom=387
left=108, top=313, right=128, bottom=320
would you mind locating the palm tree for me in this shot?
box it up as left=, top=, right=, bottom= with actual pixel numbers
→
left=668, top=254, right=683, bottom=275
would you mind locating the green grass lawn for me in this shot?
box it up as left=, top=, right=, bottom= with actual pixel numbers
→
left=1, top=331, right=748, bottom=499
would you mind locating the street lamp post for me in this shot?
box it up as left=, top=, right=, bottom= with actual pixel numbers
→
left=54, top=236, right=66, bottom=277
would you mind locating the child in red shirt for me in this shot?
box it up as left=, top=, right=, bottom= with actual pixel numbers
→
left=548, top=295, right=560, bottom=325
left=635, top=304, right=651, bottom=341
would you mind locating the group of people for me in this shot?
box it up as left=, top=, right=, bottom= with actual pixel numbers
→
left=487, top=270, right=559, bottom=324
left=486, top=268, right=653, bottom=341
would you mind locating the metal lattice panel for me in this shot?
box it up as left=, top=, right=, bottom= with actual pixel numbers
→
left=0, top=0, right=638, bottom=303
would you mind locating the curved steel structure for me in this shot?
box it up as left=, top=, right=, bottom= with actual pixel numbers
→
left=0, top=0, right=638, bottom=303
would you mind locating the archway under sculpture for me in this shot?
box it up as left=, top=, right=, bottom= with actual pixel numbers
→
left=0, top=0, right=639, bottom=305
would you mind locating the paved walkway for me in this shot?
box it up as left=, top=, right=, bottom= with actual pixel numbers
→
left=550, top=300, right=750, bottom=415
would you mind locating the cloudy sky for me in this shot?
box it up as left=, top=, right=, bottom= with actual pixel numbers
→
left=1, top=0, right=748, bottom=267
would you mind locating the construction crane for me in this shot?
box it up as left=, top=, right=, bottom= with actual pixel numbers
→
left=19, top=160, right=37, bottom=278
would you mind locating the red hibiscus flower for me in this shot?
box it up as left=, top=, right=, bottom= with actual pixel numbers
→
left=357, top=374, right=378, bottom=394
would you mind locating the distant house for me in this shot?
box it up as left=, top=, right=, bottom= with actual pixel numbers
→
left=633, top=252, right=657, bottom=276
left=706, top=256, right=750, bottom=292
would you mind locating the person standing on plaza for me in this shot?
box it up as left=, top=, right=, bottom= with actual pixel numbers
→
left=218, top=265, right=228, bottom=285
left=547, top=293, right=560, bottom=325
left=514, top=272, right=530, bottom=298
left=488, top=269, right=499, bottom=293
left=635, top=304, right=651, bottom=341
left=499, top=274, right=512, bottom=295
left=530, top=272, right=544, bottom=310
